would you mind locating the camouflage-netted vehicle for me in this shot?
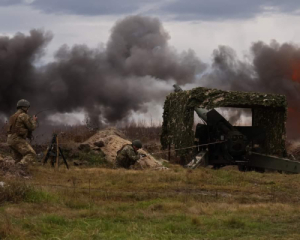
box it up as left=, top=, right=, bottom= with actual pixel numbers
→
left=161, top=85, right=300, bottom=173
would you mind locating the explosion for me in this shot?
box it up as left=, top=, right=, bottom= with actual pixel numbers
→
left=1, top=16, right=300, bottom=139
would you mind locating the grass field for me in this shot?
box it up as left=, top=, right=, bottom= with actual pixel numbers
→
left=1, top=164, right=300, bottom=240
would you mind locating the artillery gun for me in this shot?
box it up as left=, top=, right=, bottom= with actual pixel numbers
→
left=163, top=85, right=300, bottom=173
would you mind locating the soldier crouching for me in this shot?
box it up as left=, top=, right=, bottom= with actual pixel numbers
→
left=7, top=99, right=38, bottom=166
left=116, top=140, right=146, bottom=169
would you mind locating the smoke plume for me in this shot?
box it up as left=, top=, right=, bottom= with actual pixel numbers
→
left=1, top=15, right=300, bottom=139
left=202, top=41, right=300, bottom=138
left=0, top=30, right=53, bottom=114
left=0, top=16, right=205, bottom=126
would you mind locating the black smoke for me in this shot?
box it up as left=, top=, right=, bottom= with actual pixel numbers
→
left=0, top=30, right=53, bottom=115
left=0, top=16, right=205, bottom=126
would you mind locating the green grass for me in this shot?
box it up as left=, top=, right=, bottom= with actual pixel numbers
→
left=25, top=188, right=58, bottom=204
left=78, top=151, right=113, bottom=167
left=2, top=201, right=300, bottom=240
left=2, top=166, right=300, bottom=239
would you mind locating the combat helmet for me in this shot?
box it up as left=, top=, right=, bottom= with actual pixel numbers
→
left=17, top=99, right=30, bottom=109
left=132, top=139, right=142, bottom=149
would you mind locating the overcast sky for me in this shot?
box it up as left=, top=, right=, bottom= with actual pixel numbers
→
left=1, top=0, right=300, bottom=64
left=1, top=0, right=300, bottom=124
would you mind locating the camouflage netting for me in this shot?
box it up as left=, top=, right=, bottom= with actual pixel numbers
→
left=161, top=87, right=287, bottom=159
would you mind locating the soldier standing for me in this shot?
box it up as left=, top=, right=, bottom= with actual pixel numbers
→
left=7, top=99, right=38, bottom=165
left=116, top=140, right=146, bottom=169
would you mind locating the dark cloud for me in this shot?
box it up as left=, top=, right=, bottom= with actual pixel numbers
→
left=0, top=0, right=158, bottom=15
left=161, top=0, right=300, bottom=20
left=33, top=0, right=157, bottom=15
left=0, top=0, right=21, bottom=6
left=1, top=0, right=300, bottom=20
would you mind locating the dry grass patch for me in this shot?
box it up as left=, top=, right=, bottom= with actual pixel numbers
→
left=0, top=214, right=13, bottom=239
left=25, top=165, right=300, bottom=204
left=0, top=181, right=32, bottom=204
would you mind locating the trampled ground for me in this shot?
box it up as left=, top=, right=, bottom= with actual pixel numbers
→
left=1, top=165, right=300, bottom=240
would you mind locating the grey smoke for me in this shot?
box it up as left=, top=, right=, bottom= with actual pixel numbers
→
left=0, top=15, right=206, bottom=126
left=205, top=42, right=300, bottom=98
left=202, top=41, right=300, bottom=138
left=2, top=15, right=300, bottom=138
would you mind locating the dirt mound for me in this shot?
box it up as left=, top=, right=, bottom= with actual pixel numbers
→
left=0, top=155, right=30, bottom=178
left=83, top=127, right=165, bottom=169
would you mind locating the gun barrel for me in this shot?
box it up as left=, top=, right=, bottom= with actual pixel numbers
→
left=173, top=84, right=183, bottom=92
left=194, top=108, right=208, bottom=122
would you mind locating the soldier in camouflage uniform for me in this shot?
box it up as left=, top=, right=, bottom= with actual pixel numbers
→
left=7, top=99, right=38, bottom=165
left=116, top=140, right=146, bottom=169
